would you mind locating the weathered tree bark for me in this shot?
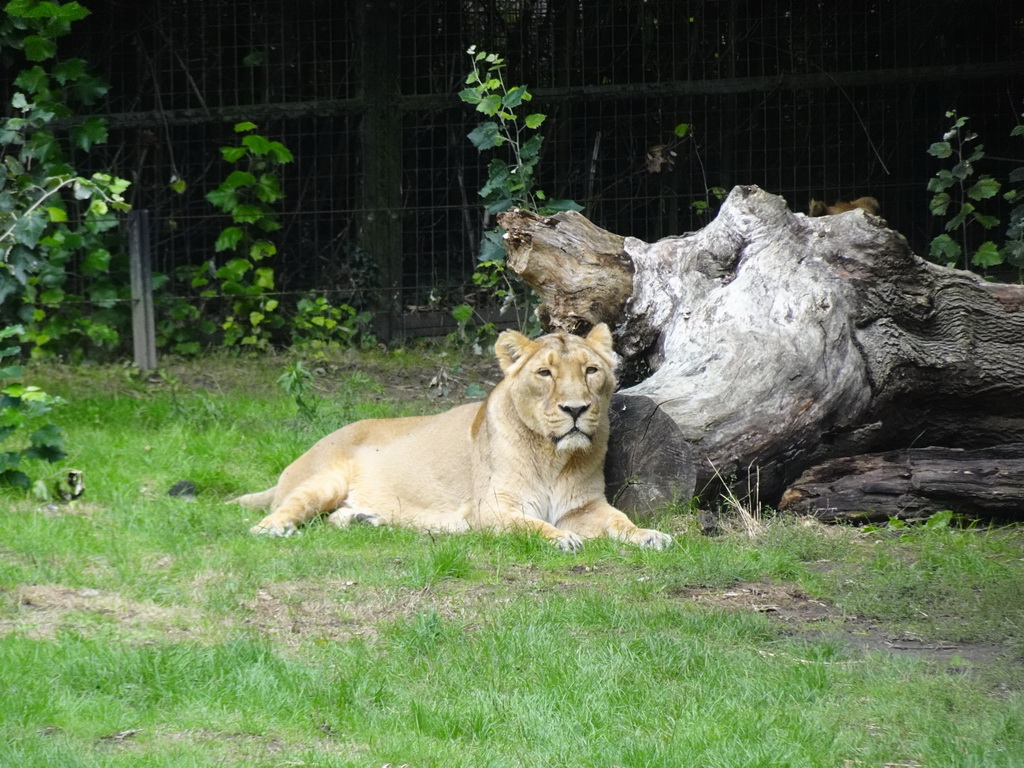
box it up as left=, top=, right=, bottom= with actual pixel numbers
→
left=498, top=186, right=1024, bottom=521
left=779, top=444, right=1024, bottom=523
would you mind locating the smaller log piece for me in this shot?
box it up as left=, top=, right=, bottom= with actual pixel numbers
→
left=605, top=393, right=696, bottom=518
left=779, top=444, right=1024, bottom=523
left=497, top=208, right=635, bottom=334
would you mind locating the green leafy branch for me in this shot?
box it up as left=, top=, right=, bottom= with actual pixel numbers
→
left=0, top=324, right=66, bottom=490
left=459, top=46, right=581, bottom=263
left=1, top=0, right=132, bottom=359
left=927, top=111, right=1004, bottom=270
left=202, top=121, right=293, bottom=350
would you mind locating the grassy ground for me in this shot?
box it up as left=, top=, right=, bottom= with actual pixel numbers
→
left=1, top=350, right=1022, bottom=767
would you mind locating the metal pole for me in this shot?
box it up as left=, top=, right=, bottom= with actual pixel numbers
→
left=128, top=209, right=157, bottom=372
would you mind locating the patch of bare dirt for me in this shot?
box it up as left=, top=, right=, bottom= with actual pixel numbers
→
left=1, top=584, right=206, bottom=642
left=238, top=578, right=520, bottom=648
left=676, top=581, right=1016, bottom=669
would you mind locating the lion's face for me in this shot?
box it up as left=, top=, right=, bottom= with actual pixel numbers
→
left=495, top=324, right=618, bottom=452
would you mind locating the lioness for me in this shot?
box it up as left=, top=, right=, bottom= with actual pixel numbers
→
left=233, top=324, right=672, bottom=552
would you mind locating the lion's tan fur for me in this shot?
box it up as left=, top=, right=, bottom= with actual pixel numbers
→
left=232, top=324, right=671, bottom=551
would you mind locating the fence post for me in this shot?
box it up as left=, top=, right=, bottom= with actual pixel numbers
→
left=128, top=209, right=157, bottom=372
left=358, top=0, right=403, bottom=341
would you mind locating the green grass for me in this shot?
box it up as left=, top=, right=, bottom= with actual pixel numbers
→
left=1, top=352, right=1022, bottom=767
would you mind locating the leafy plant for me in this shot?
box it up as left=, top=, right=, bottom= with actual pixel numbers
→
left=927, top=110, right=1005, bottom=270
left=0, top=0, right=132, bottom=359
left=457, top=47, right=581, bottom=339
left=649, top=122, right=726, bottom=220
left=0, top=324, right=65, bottom=489
left=459, top=46, right=581, bottom=239
left=292, top=294, right=375, bottom=354
left=278, top=360, right=319, bottom=422
left=1002, top=117, right=1024, bottom=268
left=202, top=121, right=294, bottom=350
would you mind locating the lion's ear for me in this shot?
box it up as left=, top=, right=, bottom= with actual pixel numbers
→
left=585, top=323, right=614, bottom=356
left=495, top=330, right=532, bottom=372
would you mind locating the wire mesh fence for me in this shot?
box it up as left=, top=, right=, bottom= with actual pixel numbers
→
left=24, top=0, right=1024, bottom=342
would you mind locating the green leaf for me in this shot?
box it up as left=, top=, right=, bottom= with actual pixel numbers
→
left=232, top=204, right=264, bottom=224
left=45, top=206, right=66, bottom=222
left=927, top=172, right=954, bottom=194
left=927, top=141, right=952, bottom=158
left=70, top=75, right=109, bottom=105
left=540, top=198, right=584, bottom=213
left=519, top=134, right=543, bottom=161
left=674, top=123, right=690, bottom=138
left=945, top=203, right=974, bottom=231
left=205, top=186, right=237, bottom=211
left=929, top=234, right=961, bottom=262
left=478, top=158, right=511, bottom=198
left=972, top=211, right=1000, bottom=229
left=250, top=240, right=276, bottom=260
left=971, top=241, right=1003, bottom=268
left=524, top=113, right=546, bottom=129
left=254, top=267, right=274, bottom=289
left=929, top=193, right=950, bottom=217
left=452, top=304, right=473, bottom=324
left=950, top=161, right=973, bottom=181
left=70, top=116, right=107, bottom=151
left=254, top=174, right=284, bottom=203
left=242, top=134, right=273, bottom=155
left=223, top=170, right=256, bottom=189
left=51, top=58, right=86, bottom=84
left=221, top=146, right=247, bottom=162
left=234, top=121, right=257, bottom=132
left=0, top=325, right=25, bottom=342
left=477, top=228, right=506, bottom=262
left=467, top=122, right=502, bottom=151
left=266, top=141, right=293, bottom=163
left=6, top=1, right=90, bottom=22
left=23, top=35, right=56, bottom=61
left=82, top=248, right=111, bottom=275
left=967, top=176, right=1000, bottom=201
left=170, top=178, right=187, bottom=194
left=25, top=424, right=66, bottom=462
left=216, top=258, right=251, bottom=281
left=11, top=210, right=47, bottom=248
left=458, top=87, right=481, bottom=105
left=501, top=86, right=528, bottom=109
left=14, top=66, right=48, bottom=94
left=476, top=94, right=502, bottom=117
left=214, top=226, right=244, bottom=252
left=0, top=468, right=31, bottom=490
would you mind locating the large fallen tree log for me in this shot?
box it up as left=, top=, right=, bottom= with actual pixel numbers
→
left=498, top=185, right=1024, bottom=521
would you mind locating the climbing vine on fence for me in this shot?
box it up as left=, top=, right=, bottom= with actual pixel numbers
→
left=0, top=0, right=131, bottom=360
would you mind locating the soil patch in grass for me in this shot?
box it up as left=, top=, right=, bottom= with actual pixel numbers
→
left=2, top=584, right=205, bottom=642
left=678, top=581, right=1017, bottom=669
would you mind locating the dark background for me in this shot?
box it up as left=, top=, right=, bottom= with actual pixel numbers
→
left=16, top=0, right=1023, bottom=335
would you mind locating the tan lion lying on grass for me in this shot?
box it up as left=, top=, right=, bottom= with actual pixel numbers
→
left=231, top=324, right=672, bottom=552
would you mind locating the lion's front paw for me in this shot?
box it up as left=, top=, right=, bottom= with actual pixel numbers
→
left=250, top=515, right=299, bottom=537
left=633, top=528, right=673, bottom=550
left=552, top=530, right=584, bottom=553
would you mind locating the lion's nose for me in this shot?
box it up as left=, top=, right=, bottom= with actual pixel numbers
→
left=559, top=404, right=590, bottom=421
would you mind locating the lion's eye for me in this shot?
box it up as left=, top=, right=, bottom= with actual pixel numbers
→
left=537, top=368, right=553, bottom=377
left=585, top=366, right=599, bottom=375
